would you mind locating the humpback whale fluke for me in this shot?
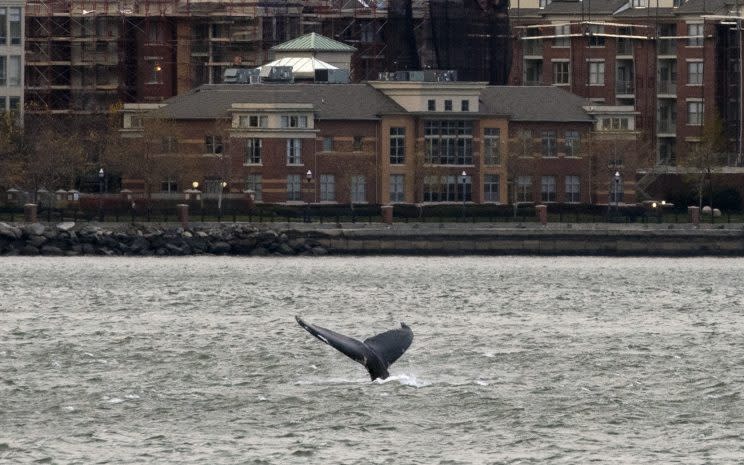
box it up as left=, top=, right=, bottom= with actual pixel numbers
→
left=295, top=316, right=413, bottom=381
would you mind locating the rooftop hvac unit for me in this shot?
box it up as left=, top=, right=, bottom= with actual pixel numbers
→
left=315, top=69, right=350, bottom=83
left=265, top=66, right=294, bottom=83
left=223, top=67, right=260, bottom=84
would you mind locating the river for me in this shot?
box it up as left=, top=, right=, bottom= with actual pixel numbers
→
left=1, top=256, right=743, bottom=464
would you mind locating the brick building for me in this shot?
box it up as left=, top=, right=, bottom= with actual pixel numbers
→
left=120, top=80, right=645, bottom=206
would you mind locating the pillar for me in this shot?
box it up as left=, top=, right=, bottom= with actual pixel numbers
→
left=536, top=204, right=547, bottom=225
left=688, top=206, right=700, bottom=225
left=24, top=204, right=37, bottom=223
left=381, top=205, right=393, bottom=224
left=177, top=204, right=189, bottom=228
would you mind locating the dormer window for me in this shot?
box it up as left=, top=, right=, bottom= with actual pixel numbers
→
left=238, top=115, right=268, bottom=128
left=632, top=0, right=646, bottom=7
left=427, top=99, right=436, bottom=111
left=281, top=115, right=308, bottom=128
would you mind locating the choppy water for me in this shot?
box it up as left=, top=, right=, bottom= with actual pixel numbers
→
left=1, top=256, right=744, bottom=464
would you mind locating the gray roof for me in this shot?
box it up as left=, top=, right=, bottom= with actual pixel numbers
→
left=539, top=0, right=628, bottom=15
left=615, top=6, right=675, bottom=17
left=674, top=0, right=728, bottom=14
left=480, top=86, right=593, bottom=122
left=156, top=84, right=405, bottom=120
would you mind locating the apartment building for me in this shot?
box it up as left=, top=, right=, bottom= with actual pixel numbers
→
left=508, top=0, right=742, bottom=170
left=0, top=0, right=23, bottom=117
left=118, top=80, right=634, bottom=206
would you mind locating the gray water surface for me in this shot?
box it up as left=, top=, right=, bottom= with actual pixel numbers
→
left=1, top=256, right=743, bottom=464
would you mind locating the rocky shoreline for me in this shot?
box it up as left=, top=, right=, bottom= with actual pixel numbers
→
left=0, top=222, right=328, bottom=256
left=2, top=221, right=744, bottom=257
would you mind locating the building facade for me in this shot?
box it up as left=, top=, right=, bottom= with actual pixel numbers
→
left=0, top=0, right=23, bottom=118
left=120, top=80, right=642, bottom=207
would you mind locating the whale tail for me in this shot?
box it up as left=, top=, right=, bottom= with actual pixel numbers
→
left=295, top=316, right=413, bottom=380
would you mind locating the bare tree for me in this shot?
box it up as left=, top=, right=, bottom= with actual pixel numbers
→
left=110, top=116, right=188, bottom=204
left=505, top=129, right=537, bottom=217
left=678, top=116, right=727, bottom=210
left=0, top=112, right=27, bottom=191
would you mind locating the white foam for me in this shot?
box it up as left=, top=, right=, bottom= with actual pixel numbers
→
left=124, top=394, right=140, bottom=400
left=108, top=398, right=124, bottom=404
left=375, top=373, right=430, bottom=388
left=475, top=379, right=489, bottom=386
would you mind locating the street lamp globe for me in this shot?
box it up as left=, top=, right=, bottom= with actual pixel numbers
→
left=306, top=170, right=313, bottom=182
left=192, top=181, right=199, bottom=190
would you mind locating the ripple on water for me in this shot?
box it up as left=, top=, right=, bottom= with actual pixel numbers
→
left=2, top=256, right=744, bottom=464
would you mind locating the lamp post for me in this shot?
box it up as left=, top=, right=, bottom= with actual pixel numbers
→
left=460, top=170, right=467, bottom=220
left=304, top=170, right=313, bottom=223
left=613, top=171, right=620, bottom=215
left=98, top=168, right=104, bottom=221
left=217, top=180, right=228, bottom=218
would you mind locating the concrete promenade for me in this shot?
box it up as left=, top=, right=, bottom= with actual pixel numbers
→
left=291, top=221, right=744, bottom=256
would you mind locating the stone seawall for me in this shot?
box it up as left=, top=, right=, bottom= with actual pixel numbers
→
left=1, top=221, right=744, bottom=256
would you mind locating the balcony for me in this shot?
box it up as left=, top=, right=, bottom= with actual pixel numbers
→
left=657, top=119, right=676, bottom=134
left=657, top=80, right=676, bottom=95
left=523, top=40, right=543, bottom=56
left=617, top=40, right=633, bottom=56
left=658, top=39, right=676, bottom=56
left=616, top=80, right=634, bottom=95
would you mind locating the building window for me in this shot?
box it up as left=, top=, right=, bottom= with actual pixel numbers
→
left=601, top=117, right=630, bottom=131
left=428, top=99, right=436, bottom=111
left=552, top=61, right=570, bottom=85
left=160, top=179, right=178, bottom=193
left=390, top=174, right=405, bottom=202
left=688, top=23, right=703, bottom=47
left=351, top=175, right=366, bottom=203
left=461, top=100, right=470, bottom=112
left=588, top=25, right=605, bottom=47
left=0, top=97, right=6, bottom=111
left=287, top=174, right=301, bottom=201
left=484, top=174, right=500, bottom=202
left=389, top=127, right=405, bottom=164
left=423, top=175, right=469, bottom=202
left=424, top=120, right=474, bottom=165
left=286, top=138, right=301, bottom=164
left=0, top=9, right=6, bottom=45
left=238, top=115, right=267, bottom=128
left=687, top=101, right=703, bottom=126
left=483, top=128, right=501, bottom=165
left=148, top=22, right=162, bottom=43
left=632, top=0, right=646, bottom=6
left=353, top=135, right=363, bottom=150
left=322, top=136, right=333, bottom=151
left=565, top=175, right=581, bottom=203
left=281, top=115, right=308, bottom=128
left=554, top=24, right=570, bottom=47
left=0, top=56, right=5, bottom=86
left=205, top=135, right=222, bottom=154
left=564, top=131, right=581, bottom=156
left=516, top=176, right=532, bottom=203
left=541, top=176, right=557, bottom=202
left=541, top=130, right=557, bottom=157
left=245, top=175, right=262, bottom=202
left=524, top=60, right=543, bottom=85
left=8, top=97, right=18, bottom=112
left=320, top=174, right=335, bottom=201
left=688, top=61, right=703, bottom=85
left=161, top=136, right=177, bottom=153
left=589, top=61, right=605, bottom=85
left=8, top=56, right=20, bottom=86
left=9, top=8, right=20, bottom=45
left=444, top=100, right=453, bottom=111
left=244, top=138, right=262, bottom=164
